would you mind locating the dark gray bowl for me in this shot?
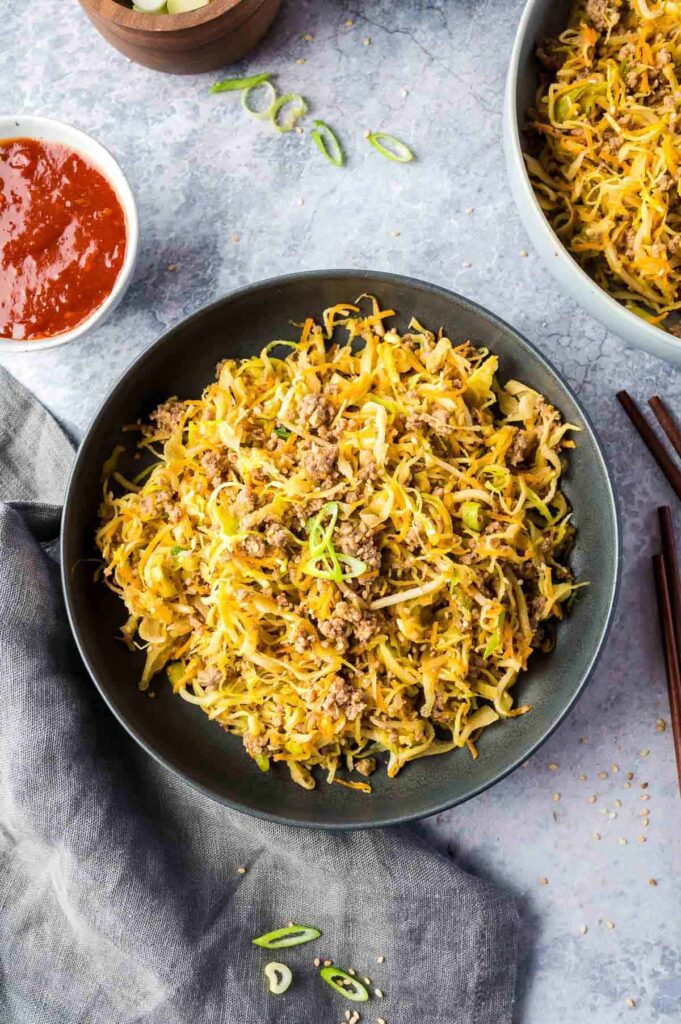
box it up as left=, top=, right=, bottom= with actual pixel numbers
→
left=61, top=271, right=621, bottom=829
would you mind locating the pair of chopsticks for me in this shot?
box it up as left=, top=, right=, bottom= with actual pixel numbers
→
left=617, top=390, right=681, bottom=793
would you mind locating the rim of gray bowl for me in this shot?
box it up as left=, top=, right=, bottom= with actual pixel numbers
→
left=61, top=270, right=623, bottom=828
left=503, top=0, right=681, bottom=368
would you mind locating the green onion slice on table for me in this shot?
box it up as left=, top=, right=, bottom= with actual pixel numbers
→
left=311, top=120, right=344, bottom=166
left=241, top=80, right=277, bottom=120
left=252, top=924, right=321, bottom=948
left=271, top=93, right=308, bottom=132
left=366, top=131, right=414, bottom=163
left=263, top=962, right=292, bottom=995
left=209, top=72, right=272, bottom=94
left=319, top=966, right=370, bottom=1002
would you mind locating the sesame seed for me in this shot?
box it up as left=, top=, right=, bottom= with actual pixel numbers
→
left=579, top=924, right=588, bottom=934
left=167, top=263, right=178, bottom=272
left=624, top=782, right=632, bottom=789
left=297, top=197, right=304, bottom=206
left=314, top=958, right=321, bottom=967
left=324, top=959, right=332, bottom=967
left=295, top=126, right=303, bottom=135
left=303, top=32, right=314, bottom=41
left=609, top=812, right=617, bottom=819
left=465, top=206, right=474, bottom=214
left=593, top=832, right=601, bottom=841
left=578, top=773, right=587, bottom=780
left=389, top=230, right=401, bottom=237
left=611, top=764, right=620, bottom=773
left=640, top=781, right=648, bottom=789
left=363, top=129, right=370, bottom=138
left=655, top=718, right=666, bottom=732
left=626, top=998, right=636, bottom=1008
left=237, top=866, right=246, bottom=874
left=580, top=736, right=589, bottom=744
left=345, top=18, right=354, bottom=27
left=348, top=968, right=356, bottom=976
left=296, top=57, right=306, bottom=64
left=553, top=792, right=560, bottom=802
left=640, top=794, right=650, bottom=801
left=588, top=795, right=597, bottom=804
left=345, top=1012, right=351, bottom=1021
left=363, top=36, right=372, bottom=45
left=597, top=771, right=608, bottom=780
left=462, top=261, right=472, bottom=268
left=377, top=955, right=385, bottom=963
left=640, top=749, right=650, bottom=757
left=637, top=808, right=648, bottom=816
left=548, top=763, right=559, bottom=771
left=377, top=1019, right=387, bottom=1024
left=599, top=808, right=608, bottom=816
left=648, top=878, right=657, bottom=886
left=230, top=233, right=240, bottom=243
left=400, top=88, right=408, bottom=98
left=375, top=988, right=384, bottom=998
left=626, top=771, right=634, bottom=780
left=637, top=835, right=647, bottom=843
left=538, top=875, right=549, bottom=885
left=519, top=249, right=529, bottom=257
left=605, top=920, right=615, bottom=929
left=614, top=799, right=622, bottom=808
left=363, top=978, right=371, bottom=985
left=643, top=818, right=650, bottom=827
left=619, top=837, right=628, bottom=845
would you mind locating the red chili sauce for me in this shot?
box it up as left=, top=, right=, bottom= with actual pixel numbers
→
left=0, top=138, right=126, bottom=341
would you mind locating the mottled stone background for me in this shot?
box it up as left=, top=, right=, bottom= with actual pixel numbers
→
left=2, top=1, right=680, bottom=1020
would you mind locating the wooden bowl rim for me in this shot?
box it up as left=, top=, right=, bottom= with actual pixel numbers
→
left=79, top=0, right=258, bottom=33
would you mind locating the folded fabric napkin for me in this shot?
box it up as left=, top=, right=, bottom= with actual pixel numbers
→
left=0, top=367, right=518, bottom=1024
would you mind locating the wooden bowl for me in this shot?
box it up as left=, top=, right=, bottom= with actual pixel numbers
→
left=77, top=0, right=282, bottom=75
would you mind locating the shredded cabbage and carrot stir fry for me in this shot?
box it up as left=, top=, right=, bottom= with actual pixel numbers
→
left=97, top=300, right=580, bottom=792
left=526, top=0, right=681, bottom=333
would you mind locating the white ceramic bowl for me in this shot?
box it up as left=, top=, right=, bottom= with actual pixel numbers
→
left=504, top=0, right=681, bottom=368
left=0, top=114, right=139, bottom=353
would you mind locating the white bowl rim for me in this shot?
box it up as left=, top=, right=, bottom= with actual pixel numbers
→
left=0, top=114, right=139, bottom=354
left=503, top=0, right=681, bottom=367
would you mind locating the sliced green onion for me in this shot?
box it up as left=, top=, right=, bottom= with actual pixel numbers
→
left=319, top=966, right=369, bottom=1002
left=481, top=465, right=510, bottom=494
left=271, top=93, right=308, bottom=133
left=209, top=72, right=272, bottom=94
left=264, top=962, right=292, bottom=995
left=167, top=662, right=184, bottom=686
left=166, top=0, right=208, bottom=13
left=170, top=545, right=186, bottom=556
left=306, top=501, right=339, bottom=557
left=133, top=0, right=167, bottom=12
left=366, top=131, right=414, bottom=163
left=483, top=611, right=506, bottom=658
left=253, top=924, right=321, bottom=949
left=461, top=500, right=484, bottom=532
left=311, top=120, right=344, bottom=167
left=338, top=554, right=368, bottom=579
left=242, top=80, right=277, bottom=120
left=255, top=753, right=270, bottom=772
left=274, top=425, right=292, bottom=440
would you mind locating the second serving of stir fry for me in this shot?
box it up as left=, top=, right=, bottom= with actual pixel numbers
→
left=97, top=299, right=579, bottom=791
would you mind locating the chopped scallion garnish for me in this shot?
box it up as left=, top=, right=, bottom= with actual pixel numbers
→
left=366, top=130, right=414, bottom=163
left=311, top=120, right=344, bottom=167
left=209, top=72, right=272, bottom=94
left=253, top=924, right=321, bottom=949
left=242, top=80, right=277, bottom=120
left=274, top=425, right=292, bottom=439
left=264, top=961, right=292, bottom=995
left=461, top=500, right=484, bottom=532
left=270, top=93, right=308, bottom=132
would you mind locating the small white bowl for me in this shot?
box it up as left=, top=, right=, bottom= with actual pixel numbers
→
left=504, top=0, right=681, bottom=368
left=0, top=114, right=139, bottom=353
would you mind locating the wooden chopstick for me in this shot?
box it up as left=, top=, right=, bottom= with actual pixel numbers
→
left=658, top=506, right=681, bottom=669
left=652, top=553, right=681, bottom=795
left=649, top=396, right=681, bottom=460
left=616, top=390, right=681, bottom=501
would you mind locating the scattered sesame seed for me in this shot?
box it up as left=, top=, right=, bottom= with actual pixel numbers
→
left=377, top=955, right=385, bottom=963
left=147, top=691, right=156, bottom=699
left=611, top=764, right=620, bottom=773
left=599, top=808, right=608, bottom=816
left=538, top=875, right=549, bottom=885
left=230, top=233, right=240, bottom=242
left=624, top=782, right=632, bottom=789
left=626, top=998, right=636, bottom=1008
left=648, top=878, right=657, bottom=886
left=640, top=794, right=650, bottom=801
left=345, top=1012, right=352, bottom=1021
left=348, top=968, right=356, bottom=976
left=619, top=837, right=628, bottom=845
left=363, top=36, right=372, bottom=45
left=375, top=988, right=384, bottom=998
left=579, top=924, right=588, bottom=934
left=553, top=792, right=560, bottom=802
left=626, top=771, right=634, bottom=780
left=640, top=781, right=648, bottom=789
left=548, top=763, right=559, bottom=772
left=314, top=958, right=321, bottom=967
left=637, top=808, right=648, bottom=816
left=295, top=126, right=303, bottom=135
left=637, top=835, right=647, bottom=843
left=609, top=812, right=617, bottom=819
left=297, top=197, right=305, bottom=206
left=588, top=795, right=597, bottom=804
left=465, top=206, right=474, bottom=214
left=303, top=32, right=314, bottom=41
left=377, top=1018, right=387, bottom=1024
left=389, top=230, right=401, bottom=237
left=655, top=718, right=666, bottom=732
left=578, top=773, right=587, bottom=781
left=597, top=771, right=608, bottom=780
left=521, top=761, right=530, bottom=768
left=237, top=866, right=246, bottom=874
left=296, top=57, right=306, bottom=64
left=606, top=920, right=615, bottom=930
left=345, top=18, right=354, bottom=27
left=640, top=749, right=650, bottom=757
left=462, top=261, right=472, bottom=268
left=593, top=832, right=601, bottom=841
left=324, top=959, right=332, bottom=967
left=580, top=736, right=589, bottom=744
left=643, top=818, right=650, bottom=827
left=167, top=263, right=178, bottom=272
left=519, top=249, right=529, bottom=257
left=363, top=978, right=371, bottom=985
left=400, top=88, right=409, bottom=98
left=363, top=129, right=370, bottom=138
left=614, top=799, right=622, bottom=808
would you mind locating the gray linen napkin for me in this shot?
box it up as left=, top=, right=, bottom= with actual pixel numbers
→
left=0, top=367, right=518, bottom=1024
